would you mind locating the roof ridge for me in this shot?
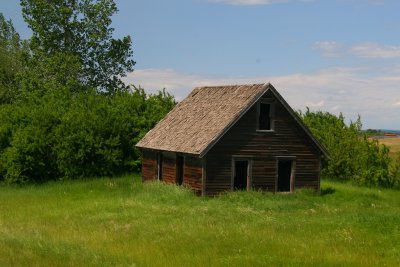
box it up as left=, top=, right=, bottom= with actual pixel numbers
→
left=194, top=83, right=266, bottom=89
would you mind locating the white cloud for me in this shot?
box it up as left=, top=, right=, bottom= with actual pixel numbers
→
left=125, top=68, right=220, bottom=100
left=313, top=41, right=342, bottom=58
left=307, top=100, right=325, bottom=108
left=314, top=41, right=400, bottom=59
left=209, top=0, right=286, bottom=6
left=125, top=66, right=400, bottom=129
left=351, top=43, right=400, bottom=59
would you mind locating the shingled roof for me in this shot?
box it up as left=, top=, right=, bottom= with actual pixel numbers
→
left=136, top=83, right=329, bottom=158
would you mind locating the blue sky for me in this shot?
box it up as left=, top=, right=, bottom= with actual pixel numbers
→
left=1, top=0, right=400, bottom=129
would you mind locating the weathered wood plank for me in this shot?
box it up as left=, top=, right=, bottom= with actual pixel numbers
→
left=205, top=91, right=321, bottom=195
left=142, top=150, right=157, bottom=181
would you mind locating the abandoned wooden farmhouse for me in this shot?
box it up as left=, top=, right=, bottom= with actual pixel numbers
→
left=136, top=83, right=329, bottom=196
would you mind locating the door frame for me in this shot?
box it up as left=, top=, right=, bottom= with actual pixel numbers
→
left=275, top=156, right=296, bottom=193
left=231, top=156, right=253, bottom=191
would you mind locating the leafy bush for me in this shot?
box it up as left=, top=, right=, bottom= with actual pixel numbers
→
left=0, top=88, right=175, bottom=184
left=389, top=153, right=400, bottom=189
left=298, top=109, right=398, bottom=188
left=0, top=5, right=176, bottom=184
left=0, top=99, right=60, bottom=183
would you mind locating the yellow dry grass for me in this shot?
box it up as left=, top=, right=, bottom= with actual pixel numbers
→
left=378, top=138, right=400, bottom=158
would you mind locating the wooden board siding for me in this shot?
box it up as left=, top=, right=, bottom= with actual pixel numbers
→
left=142, top=150, right=157, bottom=181
left=183, top=156, right=203, bottom=194
left=142, top=151, right=203, bottom=193
left=251, top=158, right=276, bottom=191
left=205, top=91, right=321, bottom=195
left=294, top=157, right=320, bottom=189
left=161, top=152, right=176, bottom=184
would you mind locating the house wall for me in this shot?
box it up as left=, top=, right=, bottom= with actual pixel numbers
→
left=141, top=149, right=157, bottom=181
left=183, top=156, right=203, bottom=194
left=161, top=152, right=176, bottom=184
left=141, top=150, right=203, bottom=193
left=141, top=150, right=177, bottom=183
left=205, top=90, right=321, bottom=196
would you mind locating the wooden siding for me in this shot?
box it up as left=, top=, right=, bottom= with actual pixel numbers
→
left=161, top=152, right=176, bottom=184
left=141, top=150, right=157, bottom=181
left=183, top=156, right=203, bottom=194
left=141, top=151, right=203, bottom=193
left=205, top=91, right=321, bottom=195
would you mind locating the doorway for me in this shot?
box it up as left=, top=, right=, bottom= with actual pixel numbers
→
left=176, top=155, right=184, bottom=185
left=233, top=160, right=249, bottom=190
left=277, top=160, right=294, bottom=192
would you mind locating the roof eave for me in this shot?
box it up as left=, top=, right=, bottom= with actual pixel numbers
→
left=266, top=84, right=330, bottom=159
left=136, top=145, right=201, bottom=157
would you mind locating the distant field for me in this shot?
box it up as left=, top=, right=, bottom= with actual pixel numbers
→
left=378, top=137, right=400, bottom=158
left=0, top=175, right=399, bottom=266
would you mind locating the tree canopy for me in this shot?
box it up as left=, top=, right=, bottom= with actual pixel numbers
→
left=0, top=7, right=176, bottom=184
left=299, top=109, right=399, bottom=188
left=0, top=13, right=26, bottom=104
left=20, top=0, right=135, bottom=94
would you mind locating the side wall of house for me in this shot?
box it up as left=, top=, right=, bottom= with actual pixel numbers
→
left=161, top=152, right=176, bottom=184
left=141, top=149, right=158, bottom=181
left=183, top=156, right=203, bottom=194
left=205, top=91, right=321, bottom=195
left=142, top=150, right=203, bottom=193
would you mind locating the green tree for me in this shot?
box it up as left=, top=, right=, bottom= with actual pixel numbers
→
left=20, top=0, right=135, bottom=94
left=0, top=13, right=25, bottom=104
left=0, top=1, right=177, bottom=184
left=0, top=87, right=176, bottom=184
left=389, top=153, right=400, bottom=189
left=298, top=109, right=395, bottom=188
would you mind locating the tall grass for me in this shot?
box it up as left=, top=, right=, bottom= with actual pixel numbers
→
left=0, top=176, right=399, bottom=266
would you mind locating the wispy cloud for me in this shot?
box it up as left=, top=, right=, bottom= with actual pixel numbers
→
left=351, top=43, right=400, bottom=58
left=209, top=0, right=286, bottom=6
left=125, top=66, right=400, bottom=129
left=307, top=100, right=325, bottom=108
left=314, top=41, right=400, bottom=59
left=313, top=41, right=342, bottom=57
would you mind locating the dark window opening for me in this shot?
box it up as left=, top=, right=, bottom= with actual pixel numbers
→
left=234, top=160, right=248, bottom=190
left=258, top=103, right=271, bottom=130
left=176, top=155, right=184, bottom=185
left=277, top=160, right=292, bottom=192
left=157, top=153, right=163, bottom=180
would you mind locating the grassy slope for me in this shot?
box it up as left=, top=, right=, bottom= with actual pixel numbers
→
left=0, top=176, right=399, bottom=267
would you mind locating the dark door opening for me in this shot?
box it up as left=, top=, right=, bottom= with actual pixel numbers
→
left=234, top=160, right=248, bottom=190
left=277, top=160, right=292, bottom=192
left=176, top=155, right=184, bottom=185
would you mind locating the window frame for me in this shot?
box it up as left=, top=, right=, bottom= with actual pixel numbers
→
left=231, top=155, right=253, bottom=191
left=275, top=156, right=296, bottom=193
left=256, top=99, right=275, bottom=132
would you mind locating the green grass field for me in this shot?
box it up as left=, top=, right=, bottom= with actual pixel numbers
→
left=1, top=176, right=399, bottom=266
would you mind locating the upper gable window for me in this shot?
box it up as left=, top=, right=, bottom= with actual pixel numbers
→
left=257, top=101, right=274, bottom=131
